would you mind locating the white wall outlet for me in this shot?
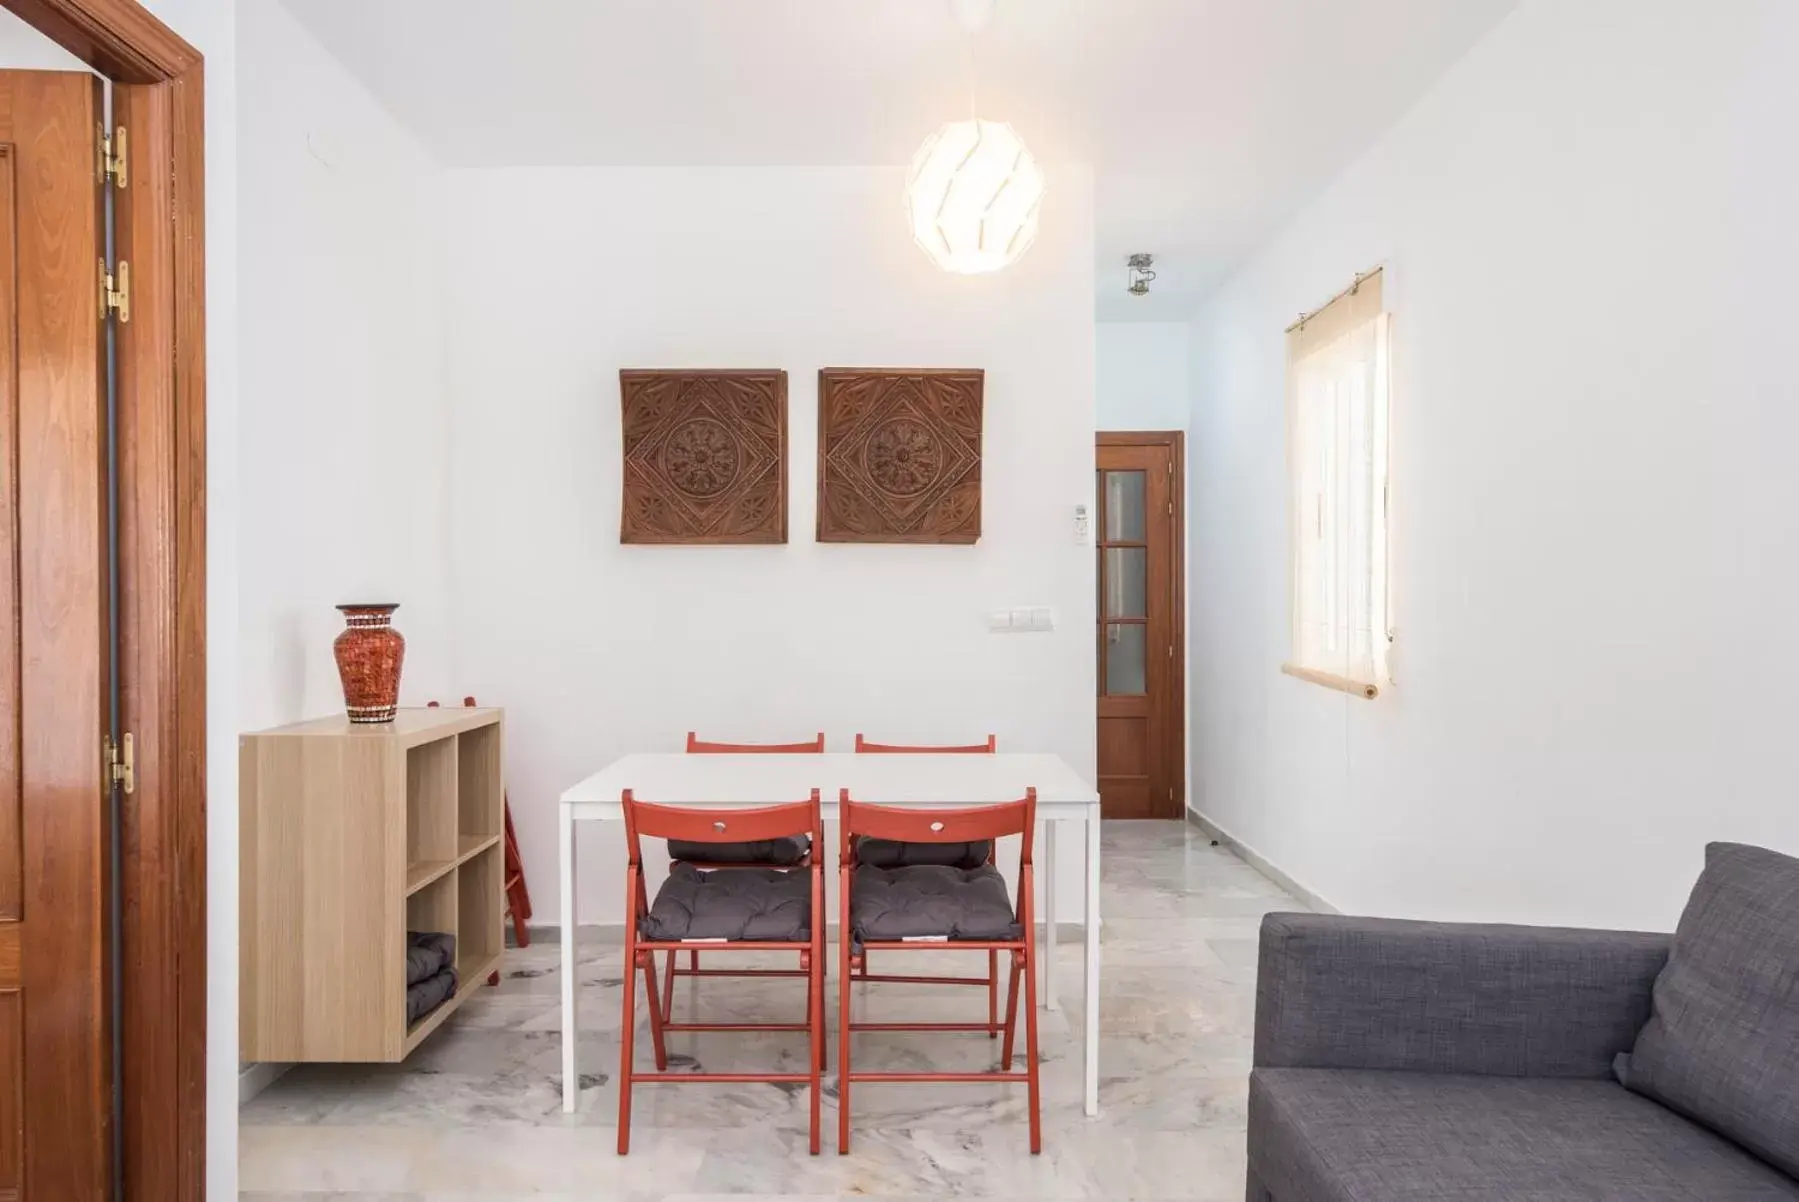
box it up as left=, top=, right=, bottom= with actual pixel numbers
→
left=1028, top=606, right=1055, bottom=631
left=988, top=609, right=1015, bottom=632
left=1073, top=503, right=1090, bottom=546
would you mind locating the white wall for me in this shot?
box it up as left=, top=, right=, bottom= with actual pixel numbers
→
left=1188, top=0, right=1799, bottom=932
left=1096, top=321, right=1190, bottom=431
left=237, top=0, right=453, bottom=735
left=0, top=8, right=89, bottom=68
left=443, top=165, right=1097, bottom=921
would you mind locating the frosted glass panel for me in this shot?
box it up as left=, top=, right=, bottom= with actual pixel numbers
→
left=1104, top=624, right=1146, bottom=695
left=1104, top=471, right=1146, bottom=541
left=1104, top=548, right=1147, bottom=618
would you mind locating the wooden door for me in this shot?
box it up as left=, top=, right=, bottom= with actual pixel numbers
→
left=0, top=70, right=114, bottom=1202
left=1096, top=433, right=1185, bottom=818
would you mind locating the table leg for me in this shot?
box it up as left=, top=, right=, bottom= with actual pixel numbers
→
left=1083, top=812, right=1101, bottom=1117
left=1042, top=818, right=1058, bottom=1011
left=560, top=804, right=579, bottom=1113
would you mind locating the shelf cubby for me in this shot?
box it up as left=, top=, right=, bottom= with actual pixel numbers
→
left=458, top=721, right=503, bottom=842
left=457, top=842, right=505, bottom=982
left=405, top=736, right=460, bottom=890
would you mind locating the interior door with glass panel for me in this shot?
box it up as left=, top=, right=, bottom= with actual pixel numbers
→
left=1097, top=434, right=1184, bottom=819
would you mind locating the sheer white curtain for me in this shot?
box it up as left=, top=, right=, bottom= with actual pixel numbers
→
left=1287, top=273, right=1390, bottom=690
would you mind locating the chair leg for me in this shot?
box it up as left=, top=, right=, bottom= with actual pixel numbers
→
left=641, top=951, right=669, bottom=1071
left=838, top=938, right=853, bottom=1153
left=809, top=873, right=824, bottom=1154
left=660, top=948, right=676, bottom=1023
left=808, top=950, right=827, bottom=1073
left=808, top=961, right=823, bottom=1154
left=1021, top=938, right=1042, bottom=1154
left=617, top=942, right=638, bottom=1154
left=988, top=948, right=999, bottom=1038
left=1001, top=954, right=1023, bottom=1068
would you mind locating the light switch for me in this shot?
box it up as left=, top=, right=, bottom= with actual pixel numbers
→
left=991, top=606, right=1055, bottom=633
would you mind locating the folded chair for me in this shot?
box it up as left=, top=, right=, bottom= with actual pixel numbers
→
left=661, top=732, right=825, bottom=1023
left=837, top=787, right=1042, bottom=1154
left=852, top=734, right=1004, bottom=1039
left=618, top=788, right=826, bottom=1155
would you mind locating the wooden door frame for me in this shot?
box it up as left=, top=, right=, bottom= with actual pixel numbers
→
left=1097, top=431, right=1186, bottom=813
left=0, top=1, right=206, bottom=1198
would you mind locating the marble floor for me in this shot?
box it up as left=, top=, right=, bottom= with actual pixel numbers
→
left=240, top=821, right=1306, bottom=1201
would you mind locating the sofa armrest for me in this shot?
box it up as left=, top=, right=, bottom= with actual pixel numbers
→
left=1255, top=912, right=1669, bottom=1079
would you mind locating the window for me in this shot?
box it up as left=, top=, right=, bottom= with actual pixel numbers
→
left=1284, top=268, right=1391, bottom=697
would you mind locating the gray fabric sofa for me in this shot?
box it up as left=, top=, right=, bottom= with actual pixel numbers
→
left=1247, top=912, right=1799, bottom=1201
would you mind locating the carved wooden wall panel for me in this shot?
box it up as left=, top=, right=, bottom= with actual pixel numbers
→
left=620, top=369, right=788, bottom=544
left=816, top=368, right=984, bottom=544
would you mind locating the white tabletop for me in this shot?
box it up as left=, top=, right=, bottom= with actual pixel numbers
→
left=560, top=752, right=1098, bottom=814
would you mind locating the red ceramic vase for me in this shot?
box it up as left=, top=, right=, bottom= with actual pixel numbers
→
left=334, top=603, right=405, bottom=724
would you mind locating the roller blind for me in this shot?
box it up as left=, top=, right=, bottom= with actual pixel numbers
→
left=1286, top=269, right=1391, bottom=694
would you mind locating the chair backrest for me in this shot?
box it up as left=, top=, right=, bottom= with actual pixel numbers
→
left=838, top=788, right=1035, bottom=866
left=854, top=734, right=996, bottom=754
left=686, top=731, right=826, bottom=754
left=622, top=788, right=822, bottom=867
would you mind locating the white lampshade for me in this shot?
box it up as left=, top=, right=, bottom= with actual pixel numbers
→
left=904, top=119, right=1046, bottom=274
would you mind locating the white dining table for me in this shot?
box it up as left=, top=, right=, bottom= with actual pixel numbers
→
left=557, top=751, right=1102, bottom=1116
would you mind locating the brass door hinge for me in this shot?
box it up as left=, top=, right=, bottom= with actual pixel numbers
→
left=99, top=123, right=126, bottom=188
left=104, top=732, right=135, bottom=795
left=100, top=259, right=130, bottom=324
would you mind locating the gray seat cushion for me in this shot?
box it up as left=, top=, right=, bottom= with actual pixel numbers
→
left=850, top=863, right=1020, bottom=943
left=639, top=864, right=812, bottom=942
left=856, top=838, right=992, bottom=871
left=1250, top=1067, right=1799, bottom=1201
left=666, top=835, right=809, bottom=866
left=1616, top=841, right=1799, bottom=1178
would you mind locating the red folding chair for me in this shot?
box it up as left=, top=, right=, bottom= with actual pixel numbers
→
left=837, top=787, right=1042, bottom=1154
left=619, top=789, right=826, bottom=1155
left=852, top=734, right=1002, bottom=1038
left=853, top=734, right=997, bottom=755
left=660, top=732, right=825, bottom=1023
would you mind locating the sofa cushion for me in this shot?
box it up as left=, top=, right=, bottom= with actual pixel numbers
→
left=850, top=863, right=1020, bottom=943
left=1616, top=841, right=1799, bottom=1179
left=855, top=837, right=992, bottom=871
left=666, top=834, right=809, bottom=866
left=639, top=864, right=812, bottom=942
left=1250, top=1067, right=1799, bottom=1201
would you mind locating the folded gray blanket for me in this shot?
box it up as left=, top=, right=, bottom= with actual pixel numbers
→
left=406, top=931, right=456, bottom=987
left=406, top=966, right=457, bottom=1024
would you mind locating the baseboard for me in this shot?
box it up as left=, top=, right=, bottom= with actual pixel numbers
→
left=525, top=919, right=1092, bottom=944
left=238, top=1060, right=290, bottom=1106
left=1185, top=809, right=1339, bottom=915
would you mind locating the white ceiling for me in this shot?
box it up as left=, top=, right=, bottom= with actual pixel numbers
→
left=281, top=0, right=1516, bottom=320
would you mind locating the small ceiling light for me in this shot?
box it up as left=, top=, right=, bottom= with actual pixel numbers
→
left=1127, top=254, right=1157, bottom=296
left=904, top=0, right=1047, bottom=275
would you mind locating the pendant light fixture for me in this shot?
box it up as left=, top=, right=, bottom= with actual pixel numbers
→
left=904, top=0, right=1046, bottom=274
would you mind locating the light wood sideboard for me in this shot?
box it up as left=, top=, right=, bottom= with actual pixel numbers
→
left=240, top=707, right=505, bottom=1062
